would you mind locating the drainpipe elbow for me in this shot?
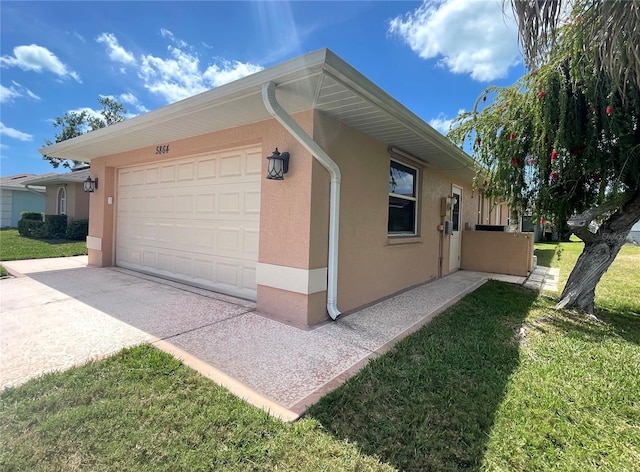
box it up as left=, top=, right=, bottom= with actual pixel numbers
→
left=327, top=301, right=341, bottom=320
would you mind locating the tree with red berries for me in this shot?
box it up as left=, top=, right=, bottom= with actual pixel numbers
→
left=449, top=0, right=640, bottom=314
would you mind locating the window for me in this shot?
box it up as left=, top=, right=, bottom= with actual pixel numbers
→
left=57, top=187, right=66, bottom=215
left=388, top=160, right=418, bottom=235
left=451, top=192, right=460, bottom=231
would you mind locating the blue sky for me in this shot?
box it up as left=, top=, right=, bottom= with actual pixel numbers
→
left=1, top=0, right=527, bottom=177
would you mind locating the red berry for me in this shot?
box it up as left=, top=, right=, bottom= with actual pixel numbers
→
left=509, top=133, right=515, bottom=140
left=550, top=170, right=558, bottom=180
left=551, top=150, right=557, bottom=160
left=511, top=157, right=520, bottom=165
left=528, top=157, right=535, bottom=165
left=538, top=90, right=545, bottom=99
left=606, top=106, right=614, bottom=115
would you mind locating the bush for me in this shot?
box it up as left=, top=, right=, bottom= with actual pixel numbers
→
left=66, top=219, right=89, bottom=240
left=42, top=214, right=68, bottom=239
left=17, top=219, right=45, bottom=237
left=20, top=212, right=43, bottom=221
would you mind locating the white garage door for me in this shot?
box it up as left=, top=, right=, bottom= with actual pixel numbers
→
left=116, top=146, right=262, bottom=300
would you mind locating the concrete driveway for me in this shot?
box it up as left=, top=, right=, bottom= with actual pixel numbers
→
left=1, top=256, right=518, bottom=420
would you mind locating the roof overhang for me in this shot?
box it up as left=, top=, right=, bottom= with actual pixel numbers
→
left=39, top=48, right=478, bottom=183
left=21, top=169, right=91, bottom=186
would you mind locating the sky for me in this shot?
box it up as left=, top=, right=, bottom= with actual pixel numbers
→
left=1, top=0, right=528, bottom=178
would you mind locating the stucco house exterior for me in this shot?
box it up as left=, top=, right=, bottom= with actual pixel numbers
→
left=39, top=49, right=532, bottom=327
left=21, top=167, right=90, bottom=223
left=0, top=174, right=45, bottom=228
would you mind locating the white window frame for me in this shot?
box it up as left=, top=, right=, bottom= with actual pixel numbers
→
left=57, top=186, right=67, bottom=215
left=388, top=158, right=418, bottom=236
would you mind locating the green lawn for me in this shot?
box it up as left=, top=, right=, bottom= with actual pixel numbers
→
left=0, top=228, right=87, bottom=261
left=535, top=238, right=640, bottom=316
left=2, top=239, right=639, bottom=470
left=0, top=345, right=393, bottom=471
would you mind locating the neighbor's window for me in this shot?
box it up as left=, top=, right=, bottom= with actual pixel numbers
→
left=57, top=186, right=67, bottom=215
left=388, top=160, right=417, bottom=235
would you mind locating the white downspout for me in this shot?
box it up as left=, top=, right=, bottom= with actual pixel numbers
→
left=262, top=81, right=342, bottom=320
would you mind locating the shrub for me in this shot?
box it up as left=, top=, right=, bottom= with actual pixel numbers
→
left=66, top=219, right=89, bottom=240
left=17, top=219, right=45, bottom=237
left=42, top=214, right=68, bottom=239
left=20, top=212, right=43, bottom=221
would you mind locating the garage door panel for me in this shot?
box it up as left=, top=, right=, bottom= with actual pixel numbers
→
left=246, top=149, right=262, bottom=175
left=196, top=158, right=217, bottom=179
left=117, top=248, right=257, bottom=300
left=117, top=146, right=261, bottom=300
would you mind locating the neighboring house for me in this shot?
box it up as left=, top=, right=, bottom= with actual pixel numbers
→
left=0, top=174, right=45, bottom=228
left=22, top=167, right=90, bottom=223
left=628, top=220, right=640, bottom=244
left=39, top=48, right=532, bottom=327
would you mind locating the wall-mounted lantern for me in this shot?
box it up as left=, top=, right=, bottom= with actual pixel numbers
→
left=83, top=176, right=99, bottom=193
left=266, top=148, right=290, bottom=180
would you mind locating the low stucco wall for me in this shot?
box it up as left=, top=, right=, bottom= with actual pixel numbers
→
left=460, top=230, right=534, bottom=277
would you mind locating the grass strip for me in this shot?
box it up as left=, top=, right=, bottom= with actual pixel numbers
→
left=0, top=345, right=393, bottom=471
left=0, top=229, right=87, bottom=261
left=309, top=281, right=640, bottom=471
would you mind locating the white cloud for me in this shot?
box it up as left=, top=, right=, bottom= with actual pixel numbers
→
left=69, top=106, right=104, bottom=122
left=139, top=45, right=263, bottom=103
left=160, top=28, right=188, bottom=48
left=95, top=32, right=263, bottom=104
left=96, top=33, right=135, bottom=65
left=0, top=122, right=33, bottom=141
left=119, top=92, right=149, bottom=114
left=389, top=0, right=520, bottom=81
left=429, top=109, right=465, bottom=134
left=202, top=60, right=263, bottom=87
left=0, top=82, right=41, bottom=103
left=0, top=84, right=20, bottom=103
left=0, top=44, right=81, bottom=82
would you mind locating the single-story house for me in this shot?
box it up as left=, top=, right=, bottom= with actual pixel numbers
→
left=0, top=174, right=45, bottom=228
left=628, top=221, right=640, bottom=244
left=40, top=48, right=533, bottom=327
left=21, top=167, right=90, bottom=223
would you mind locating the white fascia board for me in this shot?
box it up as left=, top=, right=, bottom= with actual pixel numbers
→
left=322, top=50, right=477, bottom=178
left=39, top=49, right=330, bottom=160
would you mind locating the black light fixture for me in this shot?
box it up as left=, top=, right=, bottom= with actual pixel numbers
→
left=266, top=148, right=290, bottom=180
left=83, top=176, right=99, bottom=193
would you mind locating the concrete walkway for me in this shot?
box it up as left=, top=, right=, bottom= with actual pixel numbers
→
left=1, top=257, right=522, bottom=420
left=524, top=265, right=560, bottom=292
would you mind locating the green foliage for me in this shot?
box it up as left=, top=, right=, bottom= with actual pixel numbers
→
left=19, top=212, right=43, bottom=221
left=43, top=97, right=127, bottom=169
left=449, top=6, right=640, bottom=229
left=17, top=219, right=44, bottom=238
left=43, top=214, right=68, bottom=239
left=65, top=219, right=89, bottom=240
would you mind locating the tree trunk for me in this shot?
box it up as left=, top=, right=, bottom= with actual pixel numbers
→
left=556, top=188, right=640, bottom=314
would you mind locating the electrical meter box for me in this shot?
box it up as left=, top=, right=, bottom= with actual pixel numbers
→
left=444, top=220, right=454, bottom=235
left=440, top=197, right=453, bottom=216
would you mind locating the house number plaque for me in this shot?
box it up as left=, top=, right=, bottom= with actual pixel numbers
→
left=155, top=144, right=170, bottom=155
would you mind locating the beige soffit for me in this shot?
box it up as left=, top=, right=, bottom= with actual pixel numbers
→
left=39, top=48, right=477, bottom=183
